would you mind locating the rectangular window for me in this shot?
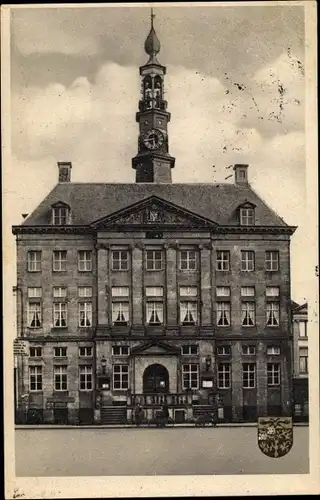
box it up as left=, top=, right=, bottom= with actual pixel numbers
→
left=267, top=363, right=280, bottom=386
left=78, top=287, right=93, bottom=298
left=266, top=251, right=279, bottom=271
left=146, top=302, right=164, bottom=325
left=112, top=250, right=128, bottom=271
left=29, top=346, right=42, bottom=357
left=181, top=345, right=198, bottom=355
left=78, top=251, right=92, bottom=272
left=112, top=346, right=129, bottom=356
left=79, top=366, right=93, bottom=391
left=298, top=321, right=307, bottom=338
left=53, top=286, right=67, bottom=298
left=240, top=208, right=254, bottom=226
left=54, top=346, right=67, bottom=357
left=29, top=366, right=42, bottom=391
left=112, top=287, right=129, bottom=297
left=146, top=286, right=163, bottom=297
left=180, top=286, right=198, bottom=297
left=217, top=363, right=231, bottom=389
left=216, top=302, right=230, bottom=326
left=79, top=302, right=92, bottom=327
left=182, top=364, right=199, bottom=389
left=266, top=286, right=280, bottom=297
left=146, top=250, right=162, bottom=270
left=299, top=348, right=308, bottom=374
left=27, top=287, right=42, bottom=298
left=27, top=302, right=42, bottom=328
left=216, top=251, right=230, bottom=271
left=216, top=286, right=230, bottom=297
left=79, top=346, right=93, bottom=357
left=266, top=302, right=280, bottom=326
left=243, top=363, right=256, bottom=388
left=242, top=345, right=256, bottom=355
left=241, top=251, right=255, bottom=271
left=112, top=302, right=129, bottom=325
left=53, top=207, right=68, bottom=225
left=241, top=302, right=255, bottom=326
left=180, top=250, right=197, bottom=270
left=27, top=251, right=41, bottom=272
left=54, top=365, right=68, bottom=391
left=217, top=345, right=231, bottom=356
left=53, top=251, right=67, bottom=272
left=113, top=364, right=129, bottom=390
left=180, top=302, right=197, bottom=325
left=267, top=346, right=280, bottom=355
left=53, top=302, right=67, bottom=328
left=241, top=286, right=255, bottom=297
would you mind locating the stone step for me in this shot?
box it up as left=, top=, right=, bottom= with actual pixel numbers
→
left=100, top=406, right=127, bottom=425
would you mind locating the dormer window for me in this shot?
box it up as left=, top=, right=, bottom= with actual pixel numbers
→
left=239, top=203, right=255, bottom=226
left=52, top=202, right=70, bottom=225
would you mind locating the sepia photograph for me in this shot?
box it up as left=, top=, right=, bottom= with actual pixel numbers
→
left=2, top=1, right=319, bottom=498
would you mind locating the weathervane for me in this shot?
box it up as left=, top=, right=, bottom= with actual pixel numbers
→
left=151, top=7, right=155, bottom=28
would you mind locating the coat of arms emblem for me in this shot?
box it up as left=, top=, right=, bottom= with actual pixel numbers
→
left=258, top=417, right=293, bottom=458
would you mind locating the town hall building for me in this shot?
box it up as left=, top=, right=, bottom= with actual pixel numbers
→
left=12, top=15, right=296, bottom=425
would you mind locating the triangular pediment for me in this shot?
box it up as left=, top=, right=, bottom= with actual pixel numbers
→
left=91, top=195, right=217, bottom=229
left=131, top=340, right=180, bottom=356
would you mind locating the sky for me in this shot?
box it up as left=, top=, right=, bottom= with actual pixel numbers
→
left=5, top=3, right=307, bottom=303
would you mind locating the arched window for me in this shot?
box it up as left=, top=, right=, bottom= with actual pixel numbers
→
left=154, top=76, right=163, bottom=108
left=143, top=76, right=152, bottom=109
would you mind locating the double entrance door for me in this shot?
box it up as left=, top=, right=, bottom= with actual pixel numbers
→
left=143, top=363, right=169, bottom=393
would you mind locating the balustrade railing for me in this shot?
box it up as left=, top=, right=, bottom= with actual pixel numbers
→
left=129, top=393, right=193, bottom=407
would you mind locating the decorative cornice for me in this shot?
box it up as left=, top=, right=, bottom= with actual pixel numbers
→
left=12, top=225, right=93, bottom=235
left=95, top=243, right=110, bottom=251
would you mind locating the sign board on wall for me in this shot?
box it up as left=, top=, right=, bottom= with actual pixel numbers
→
left=13, top=339, right=28, bottom=356
left=202, top=380, right=213, bottom=388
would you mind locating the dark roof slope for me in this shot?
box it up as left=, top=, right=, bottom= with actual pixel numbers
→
left=22, top=182, right=288, bottom=227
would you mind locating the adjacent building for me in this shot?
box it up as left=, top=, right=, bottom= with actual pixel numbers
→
left=12, top=16, right=297, bottom=425
left=292, top=302, right=309, bottom=421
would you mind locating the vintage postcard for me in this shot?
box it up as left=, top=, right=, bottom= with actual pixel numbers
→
left=2, top=1, right=319, bottom=498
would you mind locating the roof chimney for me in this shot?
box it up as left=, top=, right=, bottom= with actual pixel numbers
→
left=233, top=164, right=249, bottom=185
left=57, top=161, right=72, bottom=183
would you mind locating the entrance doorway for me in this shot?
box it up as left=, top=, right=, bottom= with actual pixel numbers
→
left=143, top=364, right=169, bottom=393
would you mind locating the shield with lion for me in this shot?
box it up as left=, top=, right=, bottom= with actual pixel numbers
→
left=258, top=416, right=293, bottom=458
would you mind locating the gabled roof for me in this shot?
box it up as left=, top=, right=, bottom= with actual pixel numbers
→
left=19, top=182, right=290, bottom=228
left=131, top=340, right=180, bottom=356
left=292, top=302, right=308, bottom=313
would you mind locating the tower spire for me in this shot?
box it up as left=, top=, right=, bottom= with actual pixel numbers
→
left=132, top=11, right=175, bottom=183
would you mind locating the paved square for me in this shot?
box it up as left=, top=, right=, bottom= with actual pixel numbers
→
left=15, top=426, right=309, bottom=476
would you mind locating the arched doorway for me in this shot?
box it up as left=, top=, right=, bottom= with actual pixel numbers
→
left=143, top=364, right=169, bottom=393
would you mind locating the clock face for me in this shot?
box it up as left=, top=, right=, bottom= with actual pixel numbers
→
left=143, top=129, right=164, bottom=150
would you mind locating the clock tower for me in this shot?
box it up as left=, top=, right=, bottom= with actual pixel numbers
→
left=132, top=10, right=175, bottom=183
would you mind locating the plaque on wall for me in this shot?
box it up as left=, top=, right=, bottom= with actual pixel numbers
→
left=202, top=380, right=213, bottom=388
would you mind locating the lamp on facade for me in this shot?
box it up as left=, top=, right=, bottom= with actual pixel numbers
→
left=101, top=356, right=107, bottom=375
left=205, top=355, right=211, bottom=371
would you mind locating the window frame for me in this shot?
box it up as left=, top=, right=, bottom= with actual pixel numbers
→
left=299, top=348, right=308, bottom=374
left=27, top=251, right=42, bottom=272
left=79, top=365, right=93, bottom=391
left=266, top=346, right=281, bottom=355
left=146, top=301, right=164, bottom=325
left=266, top=251, right=279, bottom=272
left=52, top=206, right=69, bottom=225
left=112, top=301, right=129, bottom=325
left=78, top=250, right=92, bottom=272
left=79, top=346, right=93, bottom=358
left=54, top=346, right=68, bottom=358
left=180, top=250, right=197, bottom=271
left=29, top=346, right=42, bottom=357
left=27, top=301, right=42, bottom=329
left=53, top=302, right=68, bottom=328
left=113, top=364, right=129, bottom=390
left=29, top=365, right=42, bottom=392
left=242, top=363, right=256, bottom=389
left=182, top=363, right=199, bottom=390
left=217, top=363, right=231, bottom=389
left=266, top=301, right=280, bottom=327
left=179, top=301, right=198, bottom=326
left=267, top=363, right=281, bottom=386
left=242, top=345, right=256, bottom=356
left=216, top=251, right=230, bottom=271
left=240, top=207, right=255, bottom=226
left=217, top=345, right=231, bottom=356
left=54, top=365, right=68, bottom=391
left=52, top=250, right=67, bottom=272
left=112, top=346, right=130, bottom=356
left=216, top=302, right=231, bottom=327
left=111, top=250, right=129, bottom=271
left=78, top=301, right=92, bottom=328
left=241, top=301, right=256, bottom=327
left=146, top=249, right=163, bottom=271
left=181, top=345, right=198, bottom=356
left=241, top=250, right=255, bottom=272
